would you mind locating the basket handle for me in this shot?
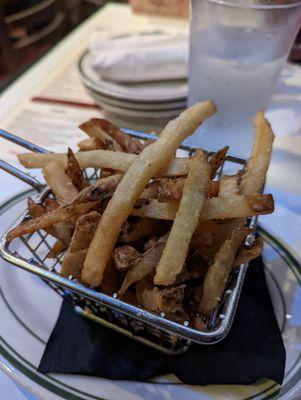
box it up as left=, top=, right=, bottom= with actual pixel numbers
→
left=0, top=128, right=49, bottom=191
left=0, top=159, right=44, bottom=192
left=0, top=129, right=49, bottom=154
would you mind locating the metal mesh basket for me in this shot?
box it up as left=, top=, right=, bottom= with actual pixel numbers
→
left=0, top=128, right=255, bottom=354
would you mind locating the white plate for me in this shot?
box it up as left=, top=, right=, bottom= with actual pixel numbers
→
left=88, top=90, right=184, bottom=119
left=83, top=85, right=187, bottom=111
left=1, top=191, right=301, bottom=400
left=78, top=50, right=187, bottom=103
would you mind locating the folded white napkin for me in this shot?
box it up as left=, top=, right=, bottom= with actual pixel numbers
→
left=89, top=32, right=188, bottom=83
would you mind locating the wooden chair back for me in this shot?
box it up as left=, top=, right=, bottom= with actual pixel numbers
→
left=0, top=0, right=66, bottom=73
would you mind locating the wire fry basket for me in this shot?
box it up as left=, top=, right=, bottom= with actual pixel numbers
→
left=0, top=128, right=255, bottom=354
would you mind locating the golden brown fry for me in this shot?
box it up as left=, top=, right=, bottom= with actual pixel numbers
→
left=77, top=137, right=105, bottom=151
left=79, top=119, right=123, bottom=152
left=142, top=178, right=218, bottom=202
left=118, top=218, right=164, bottom=244
left=61, top=211, right=100, bottom=278
left=71, top=174, right=122, bottom=204
left=154, top=150, right=210, bottom=286
left=43, top=162, right=78, bottom=203
left=68, top=211, right=100, bottom=252
left=199, top=227, right=251, bottom=316
left=18, top=150, right=191, bottom=178
left=190, top=220, right=219, bottom=251
left=218, top=175, right=238, bottom=197
left=27, top=197, right=44, bottom=218
left=113, top=246, right=141, bottom=272
left=239, top=112, right=275, bottom=195
left=194, top=316, right=207, bottom=331
left=65, top=148, right=88, bottom=191
left=84, top=119, right=144, bottom=154
left=131, top=194, right=274, bottom=221
left=27, top=197, right=59, bottom=238
left=51, top=221, right=74, bottom=246
left=43, top=198, right=60, bottom=211
left=192, top=219, right=245, bottom=261
left=136, top=279, right=185, bottom=315
left=209, top=146, right=229, bottom=179
left=119, top=234, right=168, bottom=296
left=42, top=163, right=77, bottom=248
left=208, top=180, right=219, bottom=197
left=81, top=101, right=216, bottom=287
left=100, top=260, right=124, bottom=295
left=215, top=173, right=242, bottom=257
left=47, top=239, right=66, bottom=259
left=233, top=238, right=264, bottom=267
left=60, top=249, right=87, bottom=279
left=157, top=177, right=185, bottom=202
left=141, top=180, right=160, bottom=199
left=7, top=202, right=98, bottom=242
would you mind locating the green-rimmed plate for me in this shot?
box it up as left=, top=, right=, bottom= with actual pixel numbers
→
left=0, top=191, right=301, bottom=400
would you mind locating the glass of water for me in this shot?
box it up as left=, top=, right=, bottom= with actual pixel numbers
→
left=188, top=0, right=301, bottom=157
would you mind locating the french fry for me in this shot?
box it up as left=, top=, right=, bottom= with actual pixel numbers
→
left=43, top=162, right=78, bottom=203
left=77, top=137, right=105, bottom=151
left=7, top=202, right=98, bottom=242
left=136, top=279, right=185, bottom=316
left=118, top=218, right=165, bottom=244
left=154, top=150, right=210, bottom=286
left=71, top=174, right=122, bottom=204
left=190, top=220, right=219, bottom=252
left=113, top=246, right=141, bottom=271
left=192, top=219, right=245, bottom=261
left=157, top=177, right=185, bottom=202
left=144, top=178, right=218, bottom=202
left=233, top=238, right=264, bottom=267
left=43, top=162, right=78, bottom=251
left=18, top=150, right=191, bottom=178
left=51, top=221, right=74, bottom=246
left=27, top=197, right=45, bottom=218
left=82, top=119, right=144, bottom=154
left=218, top=175, right=238, bottom=197
left=28, top=197, right=64, bottom=243
left=209, top=146, right=229, bottom=179
left=239, top=112, right=274, bottom=195
left=79, top=119, right=123, bottom=152
left=141, top=180, right=160, bottom=199
left=69, top=211, right=100, bottom=253
left=47, top=239, right=66, bottom=258
left=208, top=180, right=219, bottom=197
left=81, top=101, right=217, bottom=286
left=68, top=211, right=100, bottom=252
left=199, top=226, right=251, bottom=316
left=65, top=148, right=88, bottom=191
left=60, top=249, right=87, bottom=279
left=60, top=171, right=137, bottom=275
left=100, top=260, right=124, bottom=295
left=43, top=198, right=60, bottom=211
left=131, top=194, right=274, bottom=220
left=11, top=107, right=276, bottom=329
left=61, top=211, right=100, bottom=278
left=119, top=234, right=168, bottom=296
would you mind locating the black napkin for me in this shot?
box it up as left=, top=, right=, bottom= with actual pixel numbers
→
left=38, top=257, right=286, bottom=385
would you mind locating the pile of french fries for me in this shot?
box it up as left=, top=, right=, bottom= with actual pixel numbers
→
left=8, top=101, right=275, bottom=327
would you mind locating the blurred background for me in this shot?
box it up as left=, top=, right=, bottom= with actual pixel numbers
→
left=0, top=0, right=300, bottom=93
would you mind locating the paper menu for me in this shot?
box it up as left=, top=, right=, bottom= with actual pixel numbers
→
left=0, top=42, right=105, bottom=164
left=0, top=101, right=104, bottom=164
left=32, top=54, right=95, bottom=106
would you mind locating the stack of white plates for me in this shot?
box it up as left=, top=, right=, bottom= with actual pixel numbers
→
left=78, top=50, right=187, bottom=123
